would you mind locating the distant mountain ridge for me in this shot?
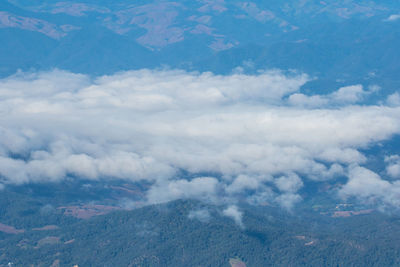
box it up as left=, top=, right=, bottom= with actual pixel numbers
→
left=1, top=0, right=399, bottom=94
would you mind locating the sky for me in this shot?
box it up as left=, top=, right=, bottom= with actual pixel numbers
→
left=0, top=68, right=400, bottom=215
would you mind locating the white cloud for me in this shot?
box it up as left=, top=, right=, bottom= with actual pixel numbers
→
left=226, top=174, right=268, bottom=194
left=288, top=84, right=368, bottom=107
left=387, top=164, right=400, bottom=179
left=317, top=148, right=366, bottom=164
left=246, top=189, right=275, bottom=206
left=274, top=173, right=303, bottom=193
left=1, top=69, right=400, bottom=211
left=223, top=205, right=244, bottom=228
left=146, top=177, right=219, bottom=204
left=385, top=14, right=400, bottom=22
left=340, top=166, right=388, bottom=199
left=387, top=92, right=400, bottom=107
left=339, top=166, right=400, bottom=207
left=287, top=93, right=328, bottom=107
left=385, top=155, right=400, bottom=179
left=188, top=209, right=211, bottom=223
left=275, top=193, right=302, bottom=210
left=331, top=85, right=365, bottom=103
left=0, top=146, right=174, bottom=184
left=368, top=85, right=381, bottom=92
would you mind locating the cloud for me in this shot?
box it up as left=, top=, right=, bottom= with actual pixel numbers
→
left=287, top=93, right=328, bottom=107
left=146, top=177, right=219, bottom=204
left=331, top=85, right=365, bottom=102
left=385, top=14, right=400, bottom=22
left=246, top=189, right=274, bottom=206
left=225, top=174, right=267, bottom=194
left=339, top=166, right=400, bottom=208
left=275, top=193, right=302, bottom=211
left=387, top=93, right=400, bottom=107
left=339, top=166, right=387, bottom=200
left=288, top=84, right=369, bottom=107
left=188, top=209, right=211, bottom=223
left=0, top=146, right=174, bottom=184
left=385, top=155, right=400, bottom=179
left=317, top=148, right=366, bottom=165
left=274, top=173, right=303, bottom=193
left=1, top=69, right=400, bottom=211
left=223, top=205, right=244, bottom=228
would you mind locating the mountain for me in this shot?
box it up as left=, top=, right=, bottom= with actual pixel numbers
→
left=1, top=196, right=400, bottom=266
left=1, top=0, right=399, bottom=92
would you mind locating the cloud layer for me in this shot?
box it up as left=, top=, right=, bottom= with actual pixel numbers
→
left=0, top=69, right=400, bottom=210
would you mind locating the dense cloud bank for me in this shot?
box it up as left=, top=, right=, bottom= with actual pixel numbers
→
left=0, top=69, right=400, bottom=212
